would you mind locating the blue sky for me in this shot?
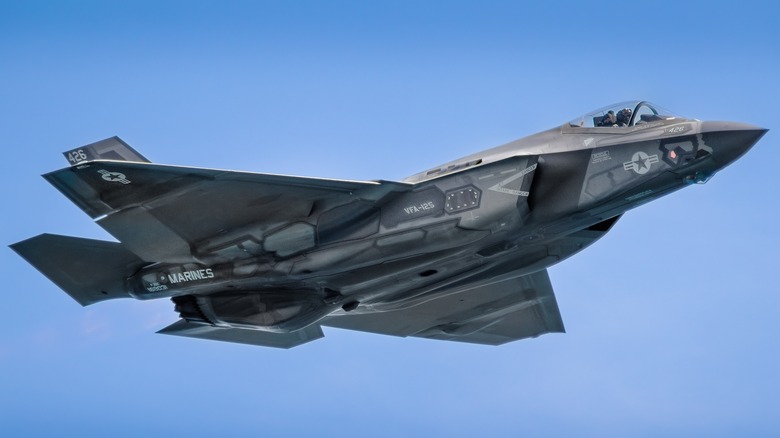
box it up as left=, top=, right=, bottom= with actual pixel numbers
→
left=2, top=1, right=778, bottom=436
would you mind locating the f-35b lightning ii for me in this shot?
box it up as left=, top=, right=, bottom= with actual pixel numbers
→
left=12, top=101, right=767, bottom=348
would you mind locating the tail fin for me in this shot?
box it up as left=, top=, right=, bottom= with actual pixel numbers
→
left=10, top=234, right=146, bottom=306
left=63, top=136, right=150, bottom=166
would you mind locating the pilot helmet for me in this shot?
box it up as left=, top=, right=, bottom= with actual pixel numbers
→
left=617, top=108, right=632, bottom=123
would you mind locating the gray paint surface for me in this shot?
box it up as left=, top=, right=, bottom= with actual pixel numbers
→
left=11, top=101, right=767, bottom=348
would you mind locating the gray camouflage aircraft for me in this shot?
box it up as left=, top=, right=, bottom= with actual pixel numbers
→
left=12, top=101, right=767, bottom=348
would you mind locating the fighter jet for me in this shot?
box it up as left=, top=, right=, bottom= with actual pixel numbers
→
left=11, top=101, right=767, bottom=348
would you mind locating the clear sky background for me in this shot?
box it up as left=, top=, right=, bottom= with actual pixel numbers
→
left=2, top=1, right=778, bottom=436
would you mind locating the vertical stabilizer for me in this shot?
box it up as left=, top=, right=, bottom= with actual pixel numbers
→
left=62, top=136, right=150, bottom=165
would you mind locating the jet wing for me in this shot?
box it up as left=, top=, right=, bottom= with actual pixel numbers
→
left=322, top=269, right=565, bottom=345
left=161, top=270, right=563, bottom=348
left=45, top=159, right=410, bottom=262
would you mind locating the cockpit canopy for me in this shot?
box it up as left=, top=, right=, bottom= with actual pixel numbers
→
left=569, top=101, right=687, bottom=128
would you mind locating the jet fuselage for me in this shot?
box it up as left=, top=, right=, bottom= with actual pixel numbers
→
left=12, top=101, right=768, bottom=347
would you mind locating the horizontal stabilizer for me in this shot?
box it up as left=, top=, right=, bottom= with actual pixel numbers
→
left=10, top=234, right=146, bottom=306
left=158, top=319, right=324, bottom=349
left=63, top=136, right=150, bottom=166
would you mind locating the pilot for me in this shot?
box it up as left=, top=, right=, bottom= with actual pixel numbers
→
left=616, top=108, right=632, bottom=127
left=598, top=110, right=617, bottom=127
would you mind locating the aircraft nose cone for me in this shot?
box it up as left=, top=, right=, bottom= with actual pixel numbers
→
left=700, top=121, right=768, bottom=167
